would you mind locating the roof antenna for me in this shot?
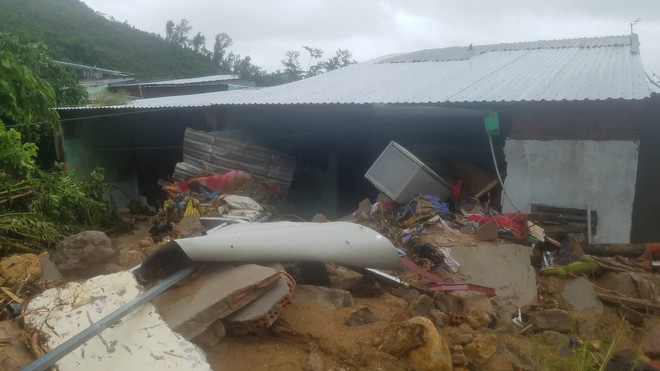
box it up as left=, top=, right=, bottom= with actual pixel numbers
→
left=630, top=18, right=641, bottom=34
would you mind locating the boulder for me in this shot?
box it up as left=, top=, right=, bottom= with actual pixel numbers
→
left=465, top=307, right=494, bottom=330
left=407, top=294, right=435, bottom=318
left=391, top=287, right=421, bottom=303
left=0, top=253, right=41, bottom=285
left=379, top=317, right=453, bottom=371
left=51, top=231, right=117, bottom=273
left=464, top=332, right=497, bottom=364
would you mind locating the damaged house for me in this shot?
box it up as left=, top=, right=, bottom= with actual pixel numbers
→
left=58, top=34, right=659, bottom=244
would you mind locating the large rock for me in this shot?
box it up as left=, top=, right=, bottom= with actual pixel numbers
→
left=531, top=308, right=572, bottom=333
left=379, top=317, right=453, bottom=371
left=561, top=277, right=604, bottom=313
left=51, top=231, right=117, bottom=273
left=407, top=294, right=436, bottom=318
left=464, top=332, right=497, bottom=364
left=0, top=253, right=41, bottom=285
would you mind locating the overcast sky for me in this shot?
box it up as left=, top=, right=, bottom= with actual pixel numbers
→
left=82, top=0, right=660, bottom=73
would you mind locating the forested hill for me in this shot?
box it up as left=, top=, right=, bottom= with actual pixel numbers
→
left=0, top=0, right=217, bottom=78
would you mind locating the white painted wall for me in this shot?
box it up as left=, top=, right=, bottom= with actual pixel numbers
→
left=502, top=140, right=638, bottom=243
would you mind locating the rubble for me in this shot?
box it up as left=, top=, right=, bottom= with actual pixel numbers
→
left=0, top=253, right=40, bottom=285
left=464, top=332, right=497, bottom=364
left=344, top=305, right=379, bottom=326
left=531, top=308, right=572, bottom=333
left=296, top=285, right=354, bottom=310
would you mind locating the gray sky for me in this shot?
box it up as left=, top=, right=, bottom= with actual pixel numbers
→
left=82, top=0, right=660, bottom=73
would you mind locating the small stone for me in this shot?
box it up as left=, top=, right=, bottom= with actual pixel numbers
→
left=297, top=285, right=354, bottom=309
left=464, top=333, right=497, bottom=364
left=345, top=305, right=379, bottom=326
left=0, top=254, right=41, bottom=285
left=434, top=291, right=494, bottom=315
left=326, top=265, right=362, bottom=290
left=407, top=294, right=435, bottom=318
left=430, top=309, right=448, bottom=327
left=303, top=352, right=324, bottom=371
left=391, top=287, right=421, bottom=303
left=391, top=311, right=409, bottom=323
left=531, top=309, right=572, bottom=333
left=51, top=231, right=117, bottom=273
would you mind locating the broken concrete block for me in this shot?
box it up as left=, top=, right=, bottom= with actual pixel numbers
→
left=531, top=308, right=572, bottom=333
left=345, top=305, right=379, bottom=326
left=38, top=252, right=63, bottom=285
left=224, top=272, right=295, bottom=331
left=194, top=320, right=227, bottom=348
left=561, top=277, right=604, bottom=313
left=51, top=230, right=117, bottom=274
left=153, top=264, right=281, bottom=339
left=296, top=285, right=354, bottom=309
left=24, top=272, right=210, bottom=371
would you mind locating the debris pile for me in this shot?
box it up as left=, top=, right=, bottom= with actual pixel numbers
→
left=2, top=139, right=659, bottom=370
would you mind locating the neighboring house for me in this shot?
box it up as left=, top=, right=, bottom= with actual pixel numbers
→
left=54, top=61, right=134, bottom=100
left=107, top=75, right=254, bottom=99
left=57, top=34, right=659, bottom=243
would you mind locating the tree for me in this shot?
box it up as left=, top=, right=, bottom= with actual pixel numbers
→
left=302, top=46, right=323, bottom=76
left=281, top=50, right=302, bottom=80
left=213, top=33, right=233, bottom=72
left=191, top=32, right=205, bottom=53
left=320, top=49, right=356, bottom=72
left=165, top=19, right=191, bottom=48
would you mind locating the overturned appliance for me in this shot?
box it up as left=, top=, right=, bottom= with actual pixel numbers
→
left=136, top=221, right=404, bottom=284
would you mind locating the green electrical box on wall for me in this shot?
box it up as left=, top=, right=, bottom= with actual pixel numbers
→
left=483, top=113, right=500, bottom=135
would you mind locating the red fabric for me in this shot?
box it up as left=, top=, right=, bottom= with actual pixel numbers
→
left=163, top=170, right=251, bottom=197
left=468, top=212, right=528, bottom=240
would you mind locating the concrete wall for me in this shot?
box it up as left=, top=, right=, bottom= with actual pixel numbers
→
left=502, top=140, right=639, bottom=243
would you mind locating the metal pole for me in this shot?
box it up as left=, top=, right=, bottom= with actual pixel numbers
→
left=22, top=266, right=195, bottom=371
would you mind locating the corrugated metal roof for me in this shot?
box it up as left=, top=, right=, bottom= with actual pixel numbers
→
left=62, top=34, right=651, bottom=110
left=110, top=74, right=240, bottom=88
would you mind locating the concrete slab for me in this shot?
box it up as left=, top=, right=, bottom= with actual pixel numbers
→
left=24, top=272, right=210, bottom=371
left=447, top=242, right=537, bottom=307
left=152, top=263, right=281, bottom=339
left=562, top=277, right=604, bottom=313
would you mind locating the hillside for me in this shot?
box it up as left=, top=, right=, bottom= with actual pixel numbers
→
left=0, top=0, right=218, bottom=78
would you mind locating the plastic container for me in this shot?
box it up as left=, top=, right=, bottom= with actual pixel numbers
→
left=365, top=141, right=452, bottom=204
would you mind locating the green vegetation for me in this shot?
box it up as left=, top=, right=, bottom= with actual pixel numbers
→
left=0, top=37, right=124, bottom=256
left=0, top=0, right=217, bottom=78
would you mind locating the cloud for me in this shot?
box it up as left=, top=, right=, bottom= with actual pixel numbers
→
left=82, top=0, right=660, bottom=72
